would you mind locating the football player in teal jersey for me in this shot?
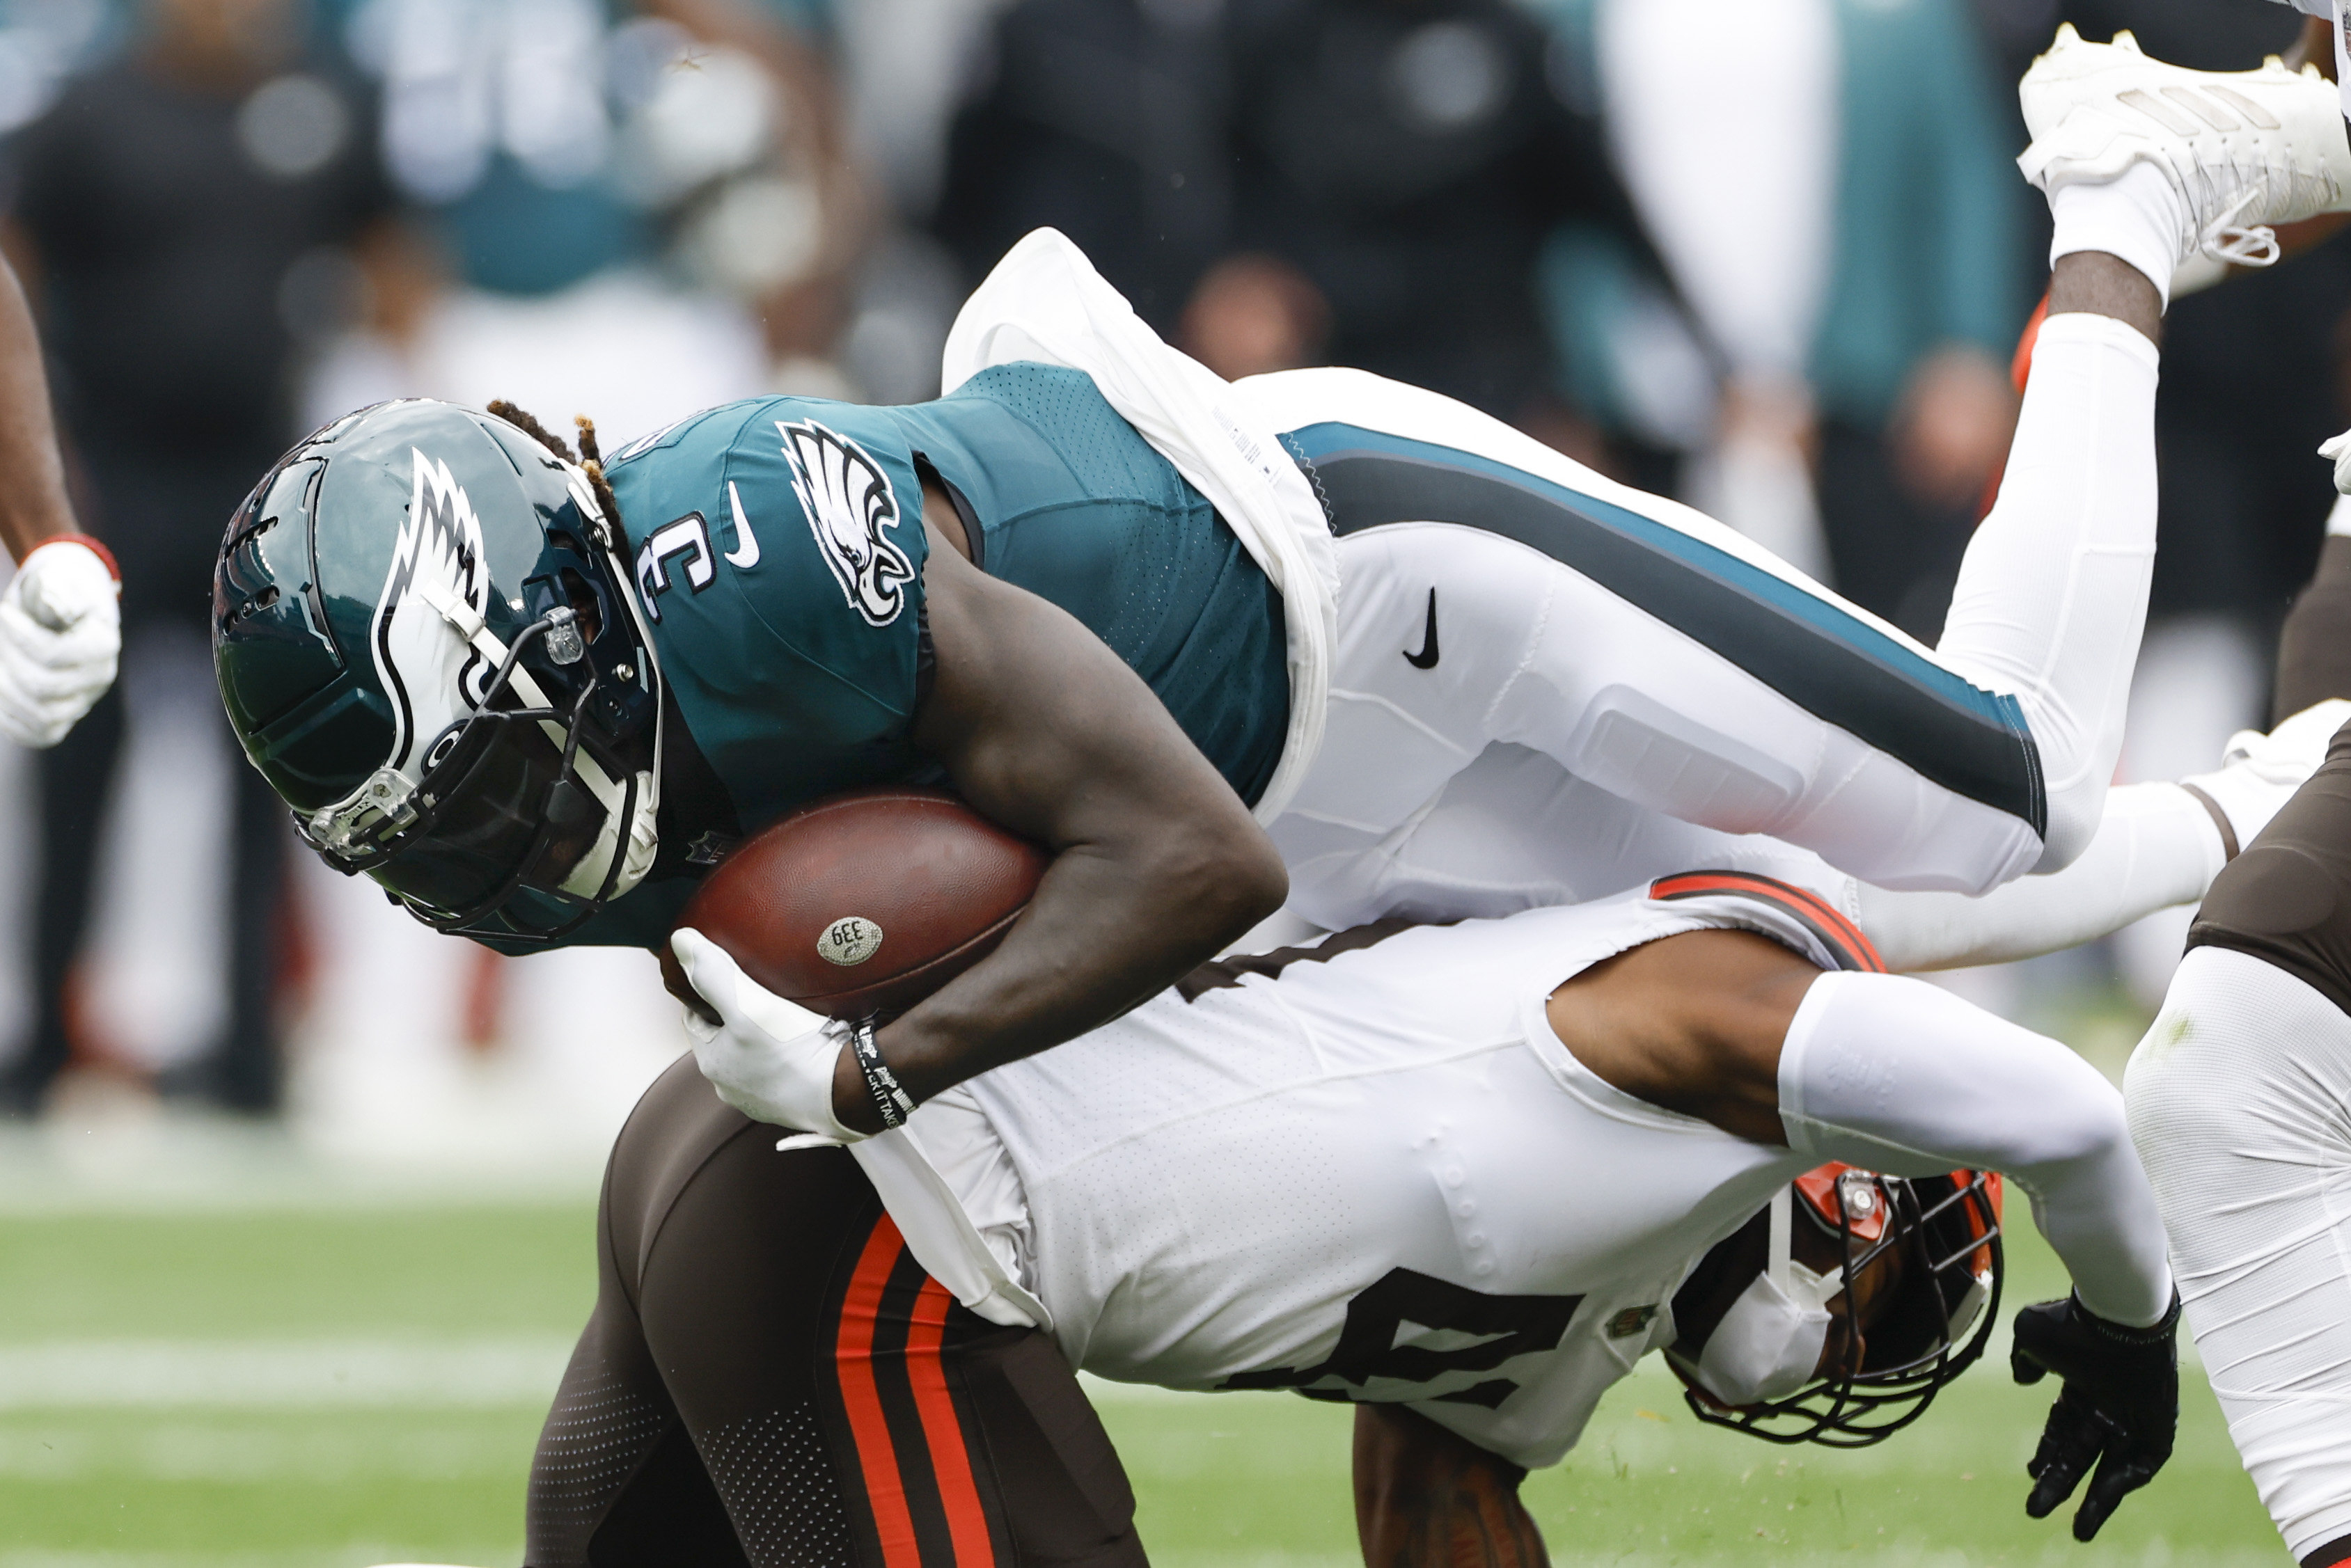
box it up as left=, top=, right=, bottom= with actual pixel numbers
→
left=216, top=374, right=1294, bottom=1139
left=215, top=38, right=2351, bottom=1140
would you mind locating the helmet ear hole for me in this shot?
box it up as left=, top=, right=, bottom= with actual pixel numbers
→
left=423, top=725, right=465, bottom=772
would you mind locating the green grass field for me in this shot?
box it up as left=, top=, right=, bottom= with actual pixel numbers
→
left=0, top=1188, right=2288, bottom=1567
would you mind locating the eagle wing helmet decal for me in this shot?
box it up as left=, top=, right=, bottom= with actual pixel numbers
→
left=371, top=449, right=495, bottom=775
left=778, top=418, right=913, bottom=626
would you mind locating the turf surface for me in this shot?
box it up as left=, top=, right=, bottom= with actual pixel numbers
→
left=0, top=1199, right=2286, bottom=1566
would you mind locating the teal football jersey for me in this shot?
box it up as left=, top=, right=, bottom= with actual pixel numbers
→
left=510, top=363, right=1289, bottom=951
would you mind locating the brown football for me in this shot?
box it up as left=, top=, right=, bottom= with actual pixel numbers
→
left=666, top=786, right=1047, bottom=1021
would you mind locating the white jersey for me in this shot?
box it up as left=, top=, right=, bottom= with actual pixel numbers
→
left=910, top=879, right=1859, bottom=1469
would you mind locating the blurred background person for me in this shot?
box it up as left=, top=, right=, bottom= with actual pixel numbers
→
left=1214, top=0, right=1657, bottom=441
left=1537, top=0, right=2024, bottom=622
left=280, top=0, right=866, bottom=1152
left=311, top=0, right=863, bottom=425
left=932, top=0, right=1230, bottom=337
left=931, top=0, right=1668, bottom=459
left=0, top=0, right=395, bottom=1115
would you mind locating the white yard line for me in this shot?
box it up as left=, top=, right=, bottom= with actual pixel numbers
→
left=0, top=1338, right=576, bottom=1409
left=0, top=1554, right=508, bottom=1568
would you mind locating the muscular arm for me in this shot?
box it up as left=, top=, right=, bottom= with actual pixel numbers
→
left=826, top=505, right=1289, bottom=1130
left=1354, top=1404, right=1549, bottom=1568
left=0, top=247, right=77, bottom=560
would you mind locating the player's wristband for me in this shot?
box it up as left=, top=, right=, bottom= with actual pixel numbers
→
left=849, top=1018, right=915, bottom=1130
left=2074, top=1290, right=2181, bottom=1347
left=26, top=534, right=119, bottom=582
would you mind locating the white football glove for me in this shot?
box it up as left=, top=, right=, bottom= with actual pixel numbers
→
left=0, top=537, right=118, bottom=749
left=670, top=927, right=863, bottom=1143
left=2322, top=426, right=2351, bottom=496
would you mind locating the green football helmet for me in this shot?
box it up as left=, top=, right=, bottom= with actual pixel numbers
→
left=214, top=399, right=663, bottom=942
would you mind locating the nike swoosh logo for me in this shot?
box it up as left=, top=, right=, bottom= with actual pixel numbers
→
left=1403, top=587, right=1440, bottom=669
left=724, top=480, right=762, bottom=569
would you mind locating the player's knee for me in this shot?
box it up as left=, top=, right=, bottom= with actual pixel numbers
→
left=2029, top=788, right=2105, bottom=880
left=2123, top=1011, right=2222, bottom=1185
left=2123, top=948, right=2338, bottom=1230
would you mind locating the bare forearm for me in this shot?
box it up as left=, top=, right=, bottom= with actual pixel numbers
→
left=835, top=533, right=1287, bottom=1128
left=0, top=253, right=74, bottom=561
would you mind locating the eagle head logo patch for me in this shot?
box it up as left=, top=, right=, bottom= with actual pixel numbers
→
left=778, top=419, right=913, bottom=626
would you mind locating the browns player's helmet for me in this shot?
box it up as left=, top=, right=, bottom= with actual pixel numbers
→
left=214, top=399, right=663, bottom=943
left=1665, top=1162, right=2004, bottom=1447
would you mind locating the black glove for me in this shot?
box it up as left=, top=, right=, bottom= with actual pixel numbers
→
left=2009, top=1292, right=2180, bottom=1542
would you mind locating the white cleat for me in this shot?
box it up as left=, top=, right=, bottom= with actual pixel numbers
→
left=2181, top=697, right=2351, bottom=852
left=2018, top=24, right=2351, bottom=269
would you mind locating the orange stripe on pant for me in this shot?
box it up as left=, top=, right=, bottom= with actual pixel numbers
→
left=906, top=1278, right=996, bottom=1567
left=837, top=1216, right=925, bottom=1568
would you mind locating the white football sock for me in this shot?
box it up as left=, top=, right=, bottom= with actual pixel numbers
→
left=1939, top=312, right=2159, bottom=874
left=2329, top=491, right=2351, bottom=538
left=1780, top=970, right=2174, bottom=1328
left=1856, top=781, right=2224, bottom=972
left=2048, top=160, right=2190, bottom=308
left=2128, top=946, right=2351, bottom=1560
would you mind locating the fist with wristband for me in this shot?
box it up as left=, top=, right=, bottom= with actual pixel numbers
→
left=0, top=534, right=118, bottom=749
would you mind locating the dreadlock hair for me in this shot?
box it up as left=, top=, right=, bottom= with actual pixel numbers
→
left=486, top=399, right=627, bottom=539
left=487, top=399, right=572, bottom=460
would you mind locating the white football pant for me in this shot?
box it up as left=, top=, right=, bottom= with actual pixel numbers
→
left=1245, top=312, right=2159, bottom=925
left=2128, top=946, right=2351, bottom=1562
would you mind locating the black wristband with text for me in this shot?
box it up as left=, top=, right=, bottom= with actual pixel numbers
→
left=849, top=1018, right=915, bottom=1130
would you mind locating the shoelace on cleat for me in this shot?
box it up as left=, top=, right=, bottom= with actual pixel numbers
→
left=2199, top=184, right=2279, bottom=267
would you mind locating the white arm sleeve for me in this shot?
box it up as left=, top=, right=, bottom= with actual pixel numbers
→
left=1779, top=970, right=2173, bottom=1327
left=1854, top=782, right=2224, bottom=972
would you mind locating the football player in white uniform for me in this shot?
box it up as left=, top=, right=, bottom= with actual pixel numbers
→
left=524, top=775, right=2323, bottom=1567
left=0, top=251, right=116, bottom=749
